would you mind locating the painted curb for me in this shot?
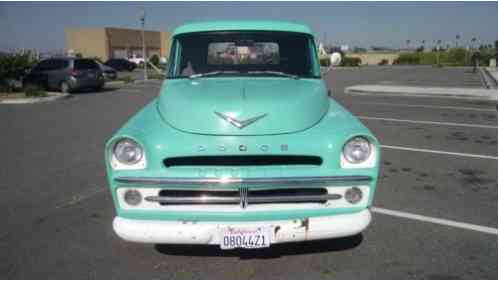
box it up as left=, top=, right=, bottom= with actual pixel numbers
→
left=345, top=85, right=498, bottom=101
left=483, top=68, right=498, bottom=89
left=0, top=92, right=71, bottom=104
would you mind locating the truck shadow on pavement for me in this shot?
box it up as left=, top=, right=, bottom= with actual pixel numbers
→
left=154, top=234, right=363, bottom=259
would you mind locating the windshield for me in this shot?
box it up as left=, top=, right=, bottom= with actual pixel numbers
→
left=167, top=31, right=320, bottom=79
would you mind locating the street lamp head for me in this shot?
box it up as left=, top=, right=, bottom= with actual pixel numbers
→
left=139, top=9, right=145, bottom=24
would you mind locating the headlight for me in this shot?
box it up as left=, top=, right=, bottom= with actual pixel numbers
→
left=124, top=189, right=142, bottom=206
left=113, top=138, right=143, bottom=165
left=343, top=137, right=371, bottom=164
left=345, top=187, right=363, bottom=204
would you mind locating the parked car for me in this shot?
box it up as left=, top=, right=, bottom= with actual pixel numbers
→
left=105, top=21, right=380, bottom=249
left=104, top=58, right=136, bottom=72
left=23, top=57, right=104, bottom=93
left=97, top=62, right=117, bottom=80
left=127, top=54, right=146, bottom=66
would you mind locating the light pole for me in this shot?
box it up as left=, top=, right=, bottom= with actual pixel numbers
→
left=436, top=40, right=442, bottom=67
left=140, top=8, right=148, bottom=81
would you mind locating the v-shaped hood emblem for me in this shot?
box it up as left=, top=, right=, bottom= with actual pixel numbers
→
left=215, top=112, right=268, bottom=129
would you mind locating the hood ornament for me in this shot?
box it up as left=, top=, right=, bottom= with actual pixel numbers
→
left=215, top=112, right=268, bottom=129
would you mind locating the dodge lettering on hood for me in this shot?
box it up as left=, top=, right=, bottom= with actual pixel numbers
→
left=105, top=21, right=380, bottom=249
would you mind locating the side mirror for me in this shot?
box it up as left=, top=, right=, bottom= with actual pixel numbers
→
left=330, top=52, right=342, bottom=66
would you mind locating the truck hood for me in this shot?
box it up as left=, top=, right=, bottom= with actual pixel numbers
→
left=157, top=78, right=329, bottom=135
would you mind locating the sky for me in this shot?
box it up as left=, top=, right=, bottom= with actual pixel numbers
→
left=1, top=1, right=497, bottom=52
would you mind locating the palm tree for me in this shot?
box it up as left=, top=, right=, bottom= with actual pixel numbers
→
left=456, top=34, right=460, bottom=48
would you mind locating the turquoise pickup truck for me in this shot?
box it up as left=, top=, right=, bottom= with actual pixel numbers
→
left=105, top=21, right=380, bottom=250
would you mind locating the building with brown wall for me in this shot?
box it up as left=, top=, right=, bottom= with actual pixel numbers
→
left=346, top=52, right=400, bottom=65
left=65, top=27, right=171, bottom=61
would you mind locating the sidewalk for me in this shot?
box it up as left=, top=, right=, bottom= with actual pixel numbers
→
left=345, top=84, right=498, bottom=101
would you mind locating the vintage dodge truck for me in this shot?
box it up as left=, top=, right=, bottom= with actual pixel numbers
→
left=105, top=21, right=380, bottom=249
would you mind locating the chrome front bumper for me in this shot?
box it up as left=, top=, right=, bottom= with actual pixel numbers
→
left=113, top=209, right=371, bottom=244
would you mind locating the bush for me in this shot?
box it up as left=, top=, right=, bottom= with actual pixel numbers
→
left=378, top=59, right=389, bottom=65
left=149, top=54, right=160, bottom=66
left=0, top=52, right=38, bottom=93
left=319, top=57, right=330, bottom=67
left=120, top=75, right=134, bottom=84
left=341, top=57, right=362, bottom=67
left=24, top=85, right=47, bottom=97
left=395, top=53, right=421, bottom=65
left=148, top=73, right=166, bottom=80
left=394, top=48, right=479, bottom=66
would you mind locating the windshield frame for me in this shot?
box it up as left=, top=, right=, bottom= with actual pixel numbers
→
left=166, top=31, right=321, bottom=80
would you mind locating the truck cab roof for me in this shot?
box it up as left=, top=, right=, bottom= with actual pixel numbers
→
left=172, top=20, right=314, bottom=36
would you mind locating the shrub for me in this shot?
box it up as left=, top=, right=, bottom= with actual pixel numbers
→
left=395, top=53, right=421, bottom=65
left=0, top=52, right=38, bottom=92
left=149, top=54, right=160, bottom=66
left=341, top=57, right=361, bottom=67
left=121, top=75, right=134, bottom=84
left=24, top=85, right=47, bottom=97
left=378, top=59, right=389, bottom=65
left=148, top=73, right=166, bottom=80
left=319, top=57, right=330, bottom=67
left=443, top=48, right=467, bottom=66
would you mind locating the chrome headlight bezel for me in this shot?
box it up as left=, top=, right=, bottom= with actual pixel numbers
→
left=340, top=136, right=376, bottom=168
left=110, top=137, right=147, bottom=170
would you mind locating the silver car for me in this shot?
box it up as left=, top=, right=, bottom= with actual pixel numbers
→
left=23, top=58, right=105, bottom=93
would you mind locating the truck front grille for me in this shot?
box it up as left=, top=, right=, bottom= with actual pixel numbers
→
left=145, top=187, right=341, bottom=208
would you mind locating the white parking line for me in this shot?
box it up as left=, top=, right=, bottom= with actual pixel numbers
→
left=381, top=145, right=498, bottom=160
left=353, top=102, right=497, bottom=112
left=359, top=116, right=498, bottom=129
left=372, top=207, right=498, bottom=236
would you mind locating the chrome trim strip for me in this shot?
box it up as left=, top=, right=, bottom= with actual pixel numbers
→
left=145, top=196, right=240, bottom=204
left=145, top=194, right=342, bottom=204
left=115, top=176, right=372, bottom=186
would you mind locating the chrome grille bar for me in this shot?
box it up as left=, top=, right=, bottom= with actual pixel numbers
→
left=115, top=176, right=372, bottom=187
left=145, top=196, right=240, bottom=204
left=144, top=193, right=341, bottom=205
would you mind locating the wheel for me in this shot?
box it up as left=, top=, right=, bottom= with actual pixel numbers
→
left=60, top=81, right=71, bottom=93
left=93, top=84, right=103, bottom=92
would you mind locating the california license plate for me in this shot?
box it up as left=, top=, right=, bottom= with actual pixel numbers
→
left=220, top=226, right=271, bottom=249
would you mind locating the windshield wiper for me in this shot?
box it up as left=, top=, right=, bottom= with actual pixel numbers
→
left=189, top=71, right=240, bottom=79
left=247, top=71, right=299, bottom=80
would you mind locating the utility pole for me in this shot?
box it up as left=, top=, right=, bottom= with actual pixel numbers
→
left=140, top=8, right=148, bottom=81
left=436, top=40, right=442, bottom=67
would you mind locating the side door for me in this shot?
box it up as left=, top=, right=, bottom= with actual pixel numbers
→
left=24, top=60, right=51, bottom=88
left=47, top=59, right=69, bottom=89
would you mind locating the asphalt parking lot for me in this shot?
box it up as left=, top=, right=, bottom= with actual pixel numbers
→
left=1, top=66, right=497, bottom=279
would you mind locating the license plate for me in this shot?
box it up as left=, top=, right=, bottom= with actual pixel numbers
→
left=220, top=226, right=271, bottom=249
left=87, top=73, right=94, bottom=78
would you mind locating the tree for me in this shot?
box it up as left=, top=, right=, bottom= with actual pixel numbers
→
left=0, top=51, right=38, bottom=92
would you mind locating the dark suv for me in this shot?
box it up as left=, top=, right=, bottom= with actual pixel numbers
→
left=23, top=58, right=105, bottom=93
left=104, top=58, right=137, bottom=72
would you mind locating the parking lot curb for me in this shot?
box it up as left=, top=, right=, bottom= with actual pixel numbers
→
left=0, top=92, right=71, bottom=104
left=482, top=67, right=498, bottom=89
left=345, top=84, right=498, bottom=101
